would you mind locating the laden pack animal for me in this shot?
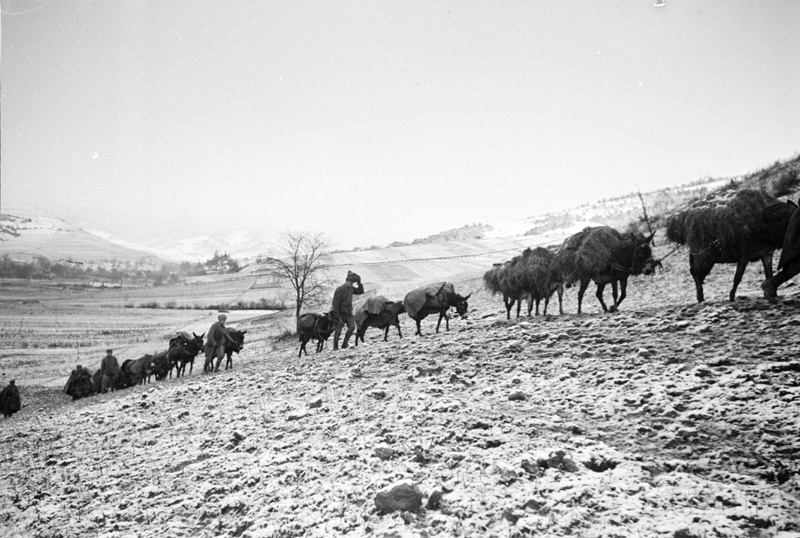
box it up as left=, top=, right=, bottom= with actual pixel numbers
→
left=92, top=368, right=124, bottom=393
left=219, top=329, right=246, bottom=371
left=485, top=248, right=564, bottom=319
left=297, top=312, right=335, bottom=357
left=150, top=350, right=171, bottom=381
left=514, top=247, right=564, bottom=316
left=403, top=282, right=470, bottom=336
left=484, top=258, right=532, bottom=319
left=64, top=366, right=95, bottom=401
left=354, top=296, right=406, bottom=345
left=665, top=189, right=797, bottom=302
left=553, top=226, right=655, bottom=314
left=122, top=354, right=155, bottom=386
left=167, top=332, right=205, bottom=377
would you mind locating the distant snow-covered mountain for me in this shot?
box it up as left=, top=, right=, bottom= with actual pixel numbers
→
left=0, top=208, right=170, bottom=267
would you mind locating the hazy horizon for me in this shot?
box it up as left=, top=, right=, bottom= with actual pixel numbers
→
left=3, top=0, right=799, bottom=250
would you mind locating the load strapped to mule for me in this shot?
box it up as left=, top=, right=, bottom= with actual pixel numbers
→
left=403, top=282, right=470, bottom=336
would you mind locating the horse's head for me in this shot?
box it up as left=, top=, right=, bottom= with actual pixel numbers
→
left=627, top=231, right=656, bottom=276
left=184, top=333, right=205, bottom=356
left=454, top=293, right=471, bottom=319
left=230, top=329, right=246, bottom=352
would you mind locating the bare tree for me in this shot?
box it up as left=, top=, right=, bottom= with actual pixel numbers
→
left=265, top=230, right=333, bottom=320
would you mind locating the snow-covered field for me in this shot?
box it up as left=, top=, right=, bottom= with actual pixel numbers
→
left=1, top=251, right=799, bottom=538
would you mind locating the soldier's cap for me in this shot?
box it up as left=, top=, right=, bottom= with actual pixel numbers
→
left=218, top=314, right=227, bottom=321
left=106, top=349, right=113, bottom=353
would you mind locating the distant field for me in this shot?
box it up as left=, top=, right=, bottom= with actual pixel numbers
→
left=0, top=279, right=284, bottom=387
left=0, top=276, right=289, bottom=308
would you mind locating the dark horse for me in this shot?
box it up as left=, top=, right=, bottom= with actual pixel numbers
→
left=297, top=312, right=334, bottom=357
left=167, top=332, right=205, bottom=378
left=577, top=229, right=655, bottom=314
left=209, top=329, right=246, bottom=372
left=403, top=282, right=470, bottom=336
left=354, top=297, right=406, bottom=346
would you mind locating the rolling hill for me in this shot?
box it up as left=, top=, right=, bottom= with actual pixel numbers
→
left=0, top=208, right=170, bottom=268
left=3, top=154, right=798, bottom=275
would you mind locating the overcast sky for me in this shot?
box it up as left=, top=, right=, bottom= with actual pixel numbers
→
left=2, top=0, right=799, bottom=250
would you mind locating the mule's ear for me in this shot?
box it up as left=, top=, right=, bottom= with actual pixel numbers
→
left=644, top=231, right=656, bottom=245
left=464, top=293, right=472, bottom=300
left=193, top=332, right=199, bottom=338
left=241, top=330, right=247, bottom=334
left=200, top=332, right=205, bottom=338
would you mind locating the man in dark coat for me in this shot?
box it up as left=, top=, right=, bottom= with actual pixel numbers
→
left=0, top=380, right=21, bottom=418
left=763, top=201, right=800, bottom=302
left=331, top=271, right=365, bottom=350
left=100, top=348, right=121, bottom=393
left=205, top=313, right=238, bottom=373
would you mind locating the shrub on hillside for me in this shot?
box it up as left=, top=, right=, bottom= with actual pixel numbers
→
left=773, top=169, right=799, bottom=198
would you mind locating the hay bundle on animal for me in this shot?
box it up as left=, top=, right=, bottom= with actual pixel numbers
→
left=484, top=256, right=531, bottom=319
left=63, top=366, right=94, bottom=401
left=403, top=282, right=470, bottom=336
left=484, top=248, right=563, bottom=319
left=354, top=296, right=405, bottom=345
left=513, top=247, right=564, bottom=316
left=665, top=188, right=798, bottom=302
left=297, top=312, right=335, bottom=357
left=552, top=226, right=655, bottom=314
left=167, top=332, right=205, bottom=378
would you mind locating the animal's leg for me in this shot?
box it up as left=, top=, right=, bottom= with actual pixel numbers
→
left=383, top=326, right=390, bottom=342
left=515, top=297, right=522, bottom=318
left=527, top=296, right=534, bottom=316
left=556, top=285, right=564, bottom=315
left=535, top=298, right=541, bottom=316
left=504, top=295, right=514, bottom=320
left=730, top=258, right=750, bottom=301
left=188, top=359, right=193, bottom=376
left=436, top=311, right=450, bottom=333
left=595, top=282, right=609, bottom=312
left=415, top=318, right=422, bottom=336
left=577, top=279, right=591, bottom=314
left=761, top=252, right=775, bottom=280
left=396, top=322, right=403, bottom=339
left=689, top=252, right=712, bottom=303
left=543, top=297, right=549, bottom=315
left=612, top=277, right=628, bottom=312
